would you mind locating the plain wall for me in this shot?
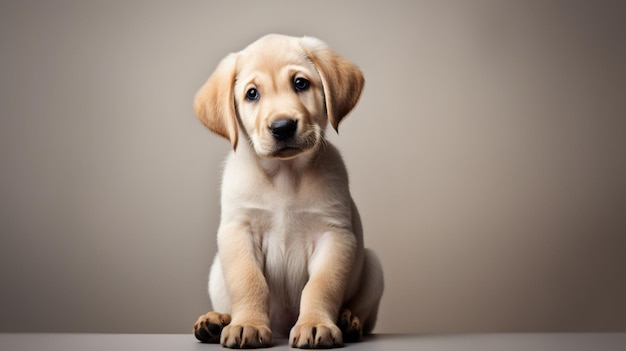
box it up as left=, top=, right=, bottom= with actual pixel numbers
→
left=1, top=0, right=625, bottom=334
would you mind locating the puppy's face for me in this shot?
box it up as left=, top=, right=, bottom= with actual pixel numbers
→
left=194, top=34, right=364, bottom=157
left=234, top=37, right=326, bottom=159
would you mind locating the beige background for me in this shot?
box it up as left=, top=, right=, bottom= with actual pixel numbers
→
left=1, top=0, right=625, bottom=334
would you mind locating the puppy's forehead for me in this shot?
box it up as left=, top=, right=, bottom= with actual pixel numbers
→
left=237, top=35, right=314, bottom=78
left=245, top=34, right=299, bottom=50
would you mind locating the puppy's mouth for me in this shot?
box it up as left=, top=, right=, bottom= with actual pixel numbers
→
left=271, top=145, right=307, bottom=159
left=272, top=146, right=303, bottom=158
left=267, top=136, right=319, bottom=159
left=256, top=127, right=322, bottom=159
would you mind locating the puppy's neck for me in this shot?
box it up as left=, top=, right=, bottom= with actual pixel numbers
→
left=256, top=148, right=318, bottom=191
left=261, top=150, right=314, bottom=177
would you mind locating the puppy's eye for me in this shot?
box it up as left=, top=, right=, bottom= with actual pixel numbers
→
left=294, top=77, right=309, bottom=92
left=246, top=88, right=260, bottom=101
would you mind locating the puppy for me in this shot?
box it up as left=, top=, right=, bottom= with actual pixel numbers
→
left=193, top=34, right=384, bottom=349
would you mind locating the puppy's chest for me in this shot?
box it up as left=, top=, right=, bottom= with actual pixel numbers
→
left=248, top=183, right=330, bottom=274
left=251, top=202, right=322, bottom=305
left=248, top=169, right=333, bottom=245
left=253, top=199, right=326, bottom=259
left=229, top=161, right=348, bottom=295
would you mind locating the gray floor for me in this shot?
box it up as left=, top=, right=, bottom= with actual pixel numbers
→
left=1, top=333, right=626, bottom=351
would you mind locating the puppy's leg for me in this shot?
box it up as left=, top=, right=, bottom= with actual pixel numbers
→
left=218, top=222, right=272, bottom=348
left=208, top=254, right=232, bottom=313
left=339, top=249, right=384, bottom=340
left=193, top=255, right=232, bottom=343
left=290, top=231, right=356, bottom=349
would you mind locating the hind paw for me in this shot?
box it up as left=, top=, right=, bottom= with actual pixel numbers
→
left=337, top=309, right=362, bottom=343
left=193, top=311, right=231, bottom=343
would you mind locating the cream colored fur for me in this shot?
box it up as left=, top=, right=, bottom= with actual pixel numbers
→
left=193, top=34, right=383, bottom=349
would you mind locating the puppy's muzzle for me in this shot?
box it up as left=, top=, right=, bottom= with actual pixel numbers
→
left=270, top=119, right=298, bottom=141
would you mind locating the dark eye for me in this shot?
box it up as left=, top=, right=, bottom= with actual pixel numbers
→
left=246, top=88, right=260, bottom=101
left=294, top=77, right=309, bottom=92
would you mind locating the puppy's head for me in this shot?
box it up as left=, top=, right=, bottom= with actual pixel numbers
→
left=194, top=34, right=364, bottom=159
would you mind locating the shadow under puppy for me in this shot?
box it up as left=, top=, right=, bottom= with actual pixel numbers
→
left=193, top=34, right=384, bottom=349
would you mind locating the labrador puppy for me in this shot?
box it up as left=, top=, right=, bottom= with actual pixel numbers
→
left=192, top=34, right=384, bottom=349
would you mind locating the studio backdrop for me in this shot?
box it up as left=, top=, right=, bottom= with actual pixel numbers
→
left=1, top=0, right=625, bottom=334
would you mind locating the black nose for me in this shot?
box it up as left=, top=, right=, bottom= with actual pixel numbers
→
left=269, top=119, right=298, bottom=141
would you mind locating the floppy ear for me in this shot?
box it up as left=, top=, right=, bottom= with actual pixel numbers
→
left=299, top=37, right=365, bottom=132
left=193, top=53, right=239, bottom=149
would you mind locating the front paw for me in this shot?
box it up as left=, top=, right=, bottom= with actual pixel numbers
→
left=289, top=321, right=343, bottom=348
left=221, top=322, right=272, bottom=348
